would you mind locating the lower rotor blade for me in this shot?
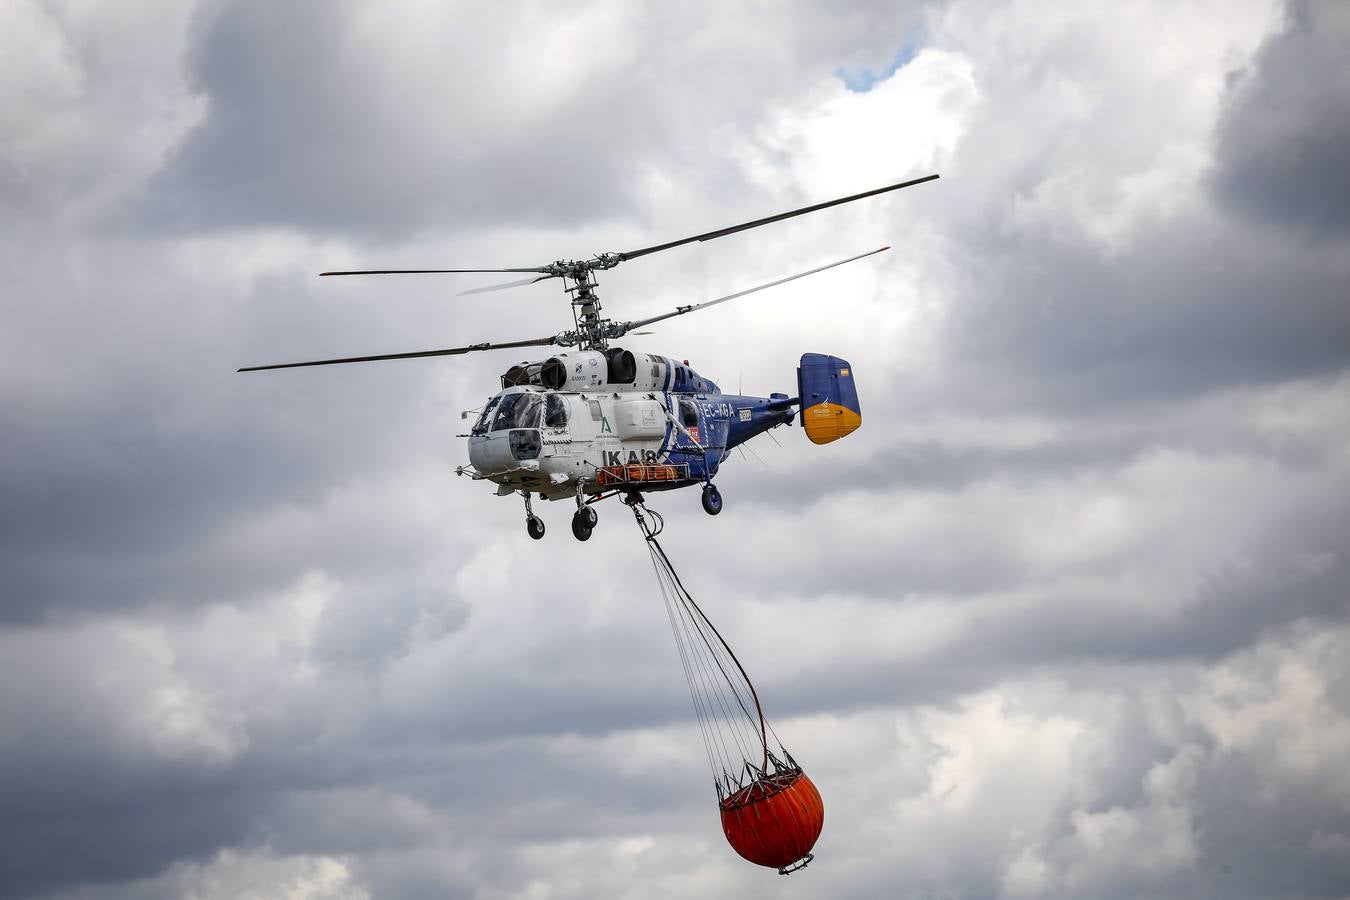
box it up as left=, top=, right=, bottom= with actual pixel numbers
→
left=458, top=274, right=557, bottom=296
left=621, top=245, right=890, bottom=333
left=238, top=335, right=557, bottom=372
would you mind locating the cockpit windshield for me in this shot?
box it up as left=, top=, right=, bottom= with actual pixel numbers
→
left=490, top=392, right=543, bottom=431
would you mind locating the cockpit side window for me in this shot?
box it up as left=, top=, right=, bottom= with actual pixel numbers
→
left=680, top=399, right=699, bottom=428
left=545, top=393, right=569, bottom=428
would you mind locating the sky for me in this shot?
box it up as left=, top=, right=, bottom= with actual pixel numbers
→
left=2, top=1, right=1348, bottom=898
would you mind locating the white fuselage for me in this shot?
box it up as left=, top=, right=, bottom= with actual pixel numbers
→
left=465, top=349, right=728, bottom=500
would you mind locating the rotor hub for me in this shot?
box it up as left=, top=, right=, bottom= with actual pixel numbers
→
left=558, top=261, right=617, bottom=351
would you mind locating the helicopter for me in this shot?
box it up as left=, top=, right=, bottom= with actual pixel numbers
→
left=240, top=173, right=938, bottom=540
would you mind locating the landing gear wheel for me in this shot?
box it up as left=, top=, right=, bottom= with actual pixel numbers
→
left=526, top=516, right=545, bottom=540
left=701, top=484, right=723, bottom=516
left=582, top=505, right=598, bottom=528
left=571, top=510, right=593, bottom=542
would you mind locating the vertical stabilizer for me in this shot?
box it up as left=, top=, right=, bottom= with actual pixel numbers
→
left=797, top=353, right=861, bottom=445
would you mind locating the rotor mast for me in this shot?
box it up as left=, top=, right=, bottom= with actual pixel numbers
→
left=550, top=252, right=624, bottom=351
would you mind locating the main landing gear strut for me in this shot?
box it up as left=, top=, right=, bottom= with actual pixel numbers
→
left=521, top=490, right=601, bottom=542
left=572, top=491, right=599, bottom=542
left=525, top=483, right=719, bottom=540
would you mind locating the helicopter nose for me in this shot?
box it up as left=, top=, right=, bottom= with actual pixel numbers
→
left=468, top=433, right=517, bottom=475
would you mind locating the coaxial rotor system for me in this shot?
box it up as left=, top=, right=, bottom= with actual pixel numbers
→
left=239, top=173, right=937, bottom=372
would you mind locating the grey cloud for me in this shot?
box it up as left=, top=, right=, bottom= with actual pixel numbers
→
left=135, top=1, right=935, bottom=239
left=931, top=204, right=1350, bottom=419
left=1191, top=755, right=1350, bottom=899
left=1212, top=0, right=1350, bottom=236
left=0, top=245, right=478, bottom=623
left=810, top=626, right=1350, bottom=900
left=0, top=3, right=199, bottom=230
left=5, top=785, right=260, bottom=898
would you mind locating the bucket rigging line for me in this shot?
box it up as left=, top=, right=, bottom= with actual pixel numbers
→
left=626, top=495, right=825, bottom=875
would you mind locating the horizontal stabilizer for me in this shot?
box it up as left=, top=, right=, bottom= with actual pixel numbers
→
left=798, top=353, right=861, bottom=445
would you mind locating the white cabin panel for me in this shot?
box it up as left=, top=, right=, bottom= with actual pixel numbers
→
left=614, top=398, right=667, bottom=439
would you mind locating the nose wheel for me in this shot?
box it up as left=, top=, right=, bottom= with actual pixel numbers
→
left=521, top=491, right=546, bottom=540
left=701, top=483, right=723, bottom=516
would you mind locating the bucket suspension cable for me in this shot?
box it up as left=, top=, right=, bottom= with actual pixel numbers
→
left=628, top=496, right=825, bottom=875
left=630, top=498, right=779, bottom=795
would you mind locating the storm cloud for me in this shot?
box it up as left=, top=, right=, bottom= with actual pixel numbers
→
left=3, top=1, right=1348, bottom=898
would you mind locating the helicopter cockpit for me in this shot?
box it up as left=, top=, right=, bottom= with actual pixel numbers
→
left=471, top=389, right=569, bottom=436
left=492, top=391, right=542, bottom=431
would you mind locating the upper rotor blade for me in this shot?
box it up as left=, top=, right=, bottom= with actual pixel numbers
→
left=238, top=335, right=557, bottom=372
left=617, top=173, right=937, bottom=263
left=458, top=274, right=557, bottom=296
left=621, top=245, right=890, bottom=333
left=319, top=266, right=551, bottom=277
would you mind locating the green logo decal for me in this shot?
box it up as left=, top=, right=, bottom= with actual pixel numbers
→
left=601, top=415, right=612, bottom=434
